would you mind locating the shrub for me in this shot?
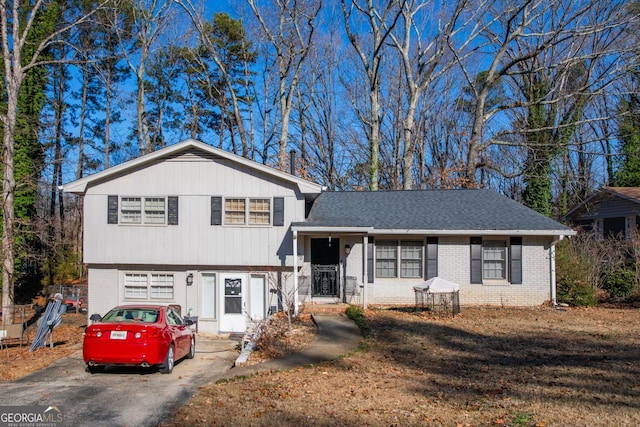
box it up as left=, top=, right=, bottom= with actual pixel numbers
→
left=555, top=238, right=597, bottom=306
left=602, top=267, right=637, bottom=299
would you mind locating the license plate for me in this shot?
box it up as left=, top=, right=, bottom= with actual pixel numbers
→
left=110, top=331, right=127, bottom=340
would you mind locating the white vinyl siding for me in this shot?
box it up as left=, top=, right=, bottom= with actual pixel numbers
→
left=124, top=273, right=174, bottom=300
left=483, top=241, right=506, bottom=280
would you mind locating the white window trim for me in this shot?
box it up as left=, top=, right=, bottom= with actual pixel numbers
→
left=482, top=240, right=508, bottom=282
left=375, top=240, right=424, bottom=279
left=120, top=196, right=168, bottom=226
left=124, top=272, right=175, bottom=301
left=224, top=197, right=272, bottom=226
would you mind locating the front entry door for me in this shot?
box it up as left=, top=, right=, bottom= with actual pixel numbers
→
left=219, top=274, right=246, bottom=332
left=311, top=238, right=340, bottom=297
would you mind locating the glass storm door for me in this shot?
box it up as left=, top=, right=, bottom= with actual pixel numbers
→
left=219, top=274, right=246, bottom=332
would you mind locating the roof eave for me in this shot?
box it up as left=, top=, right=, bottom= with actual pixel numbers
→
left=292, top=226, right=576, bottom=237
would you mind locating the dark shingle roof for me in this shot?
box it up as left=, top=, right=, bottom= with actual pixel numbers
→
left=297, top=189, right=572, bottom=233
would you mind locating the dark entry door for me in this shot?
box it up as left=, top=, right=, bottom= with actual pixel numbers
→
left=311, top=238, right=340, bottom=297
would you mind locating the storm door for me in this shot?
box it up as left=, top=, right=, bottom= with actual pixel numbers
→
left=219, top=274, right=246, bottom=332
left=311, top=238, right=340, bottom=297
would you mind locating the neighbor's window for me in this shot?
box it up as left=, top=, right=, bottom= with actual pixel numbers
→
left=483, top=241, right=506, bottom=280
left=120, top=196, right=166, bottom=224
left=124, top=273, right=174, bottom=300
left=400, top=241, right=423, bottom=278
left=225, top=197, right=272, bottom=225
left=376, top=241, right=398, bottom=277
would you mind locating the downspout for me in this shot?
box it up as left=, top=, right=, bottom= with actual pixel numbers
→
left=293, top=230, right=299, bottom=316
left=362, top=235, right=368, bottom=310
left=550, top=235, right=564, bottom=307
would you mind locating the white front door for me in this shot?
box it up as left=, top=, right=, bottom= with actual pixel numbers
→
left=219, top=274, right=246, bottom=332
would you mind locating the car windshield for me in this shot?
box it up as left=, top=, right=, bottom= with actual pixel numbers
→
left=101, top=308, right=159, bottom=323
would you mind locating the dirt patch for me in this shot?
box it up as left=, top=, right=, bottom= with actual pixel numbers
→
left=164, top=306, right=640, bottom=427
left=0, top=313, right=86, bottom=381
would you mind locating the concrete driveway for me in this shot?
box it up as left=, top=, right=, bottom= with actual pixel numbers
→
left=0, top=334, right=238, bottom=426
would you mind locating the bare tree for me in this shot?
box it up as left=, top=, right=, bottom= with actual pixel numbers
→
left=341, top=0, right=403, bottom=190
left=245, top=0, right=320, bottom=170
left=387, top=0, right=468, bottom=189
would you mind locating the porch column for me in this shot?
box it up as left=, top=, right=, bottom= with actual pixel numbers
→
left=293, top=230, right=299, bottom=316
left=363, top=234, right=368, bottom=309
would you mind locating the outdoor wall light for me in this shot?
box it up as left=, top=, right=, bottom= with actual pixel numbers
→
left=345, top=244, right=351, bottom=255
left=186, top=273, right=194, bottom=286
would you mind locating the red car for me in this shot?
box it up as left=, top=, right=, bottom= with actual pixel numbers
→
left=83, top=304, right=195, bottom=374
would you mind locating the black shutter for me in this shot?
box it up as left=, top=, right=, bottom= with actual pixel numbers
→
left=211, top=197, right=222, bottom=225
left=470, top=237, right=483, bottom=284
left=168, top=196, right=178, bottom=225
left=509, top=236, right=522, bottom=284
left=107, top=195, right=118, bottom=224
left=367, top=237, right=375, bottom=283
left=273, top=197, right=284, bottom=226
left=426, top=237, right=438, bottom=279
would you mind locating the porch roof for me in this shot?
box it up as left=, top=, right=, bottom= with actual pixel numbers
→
left=292, top=189, right=575, bottom=236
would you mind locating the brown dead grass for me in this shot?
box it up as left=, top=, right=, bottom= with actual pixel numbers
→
left=0, top=313, right=85, bottom=381
left=165, top=306, right=640, bottom=427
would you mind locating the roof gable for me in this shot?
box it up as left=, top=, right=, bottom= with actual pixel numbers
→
left=62, top=139, right=324, bottom=196
left=295, top=189, right=574, bottom=236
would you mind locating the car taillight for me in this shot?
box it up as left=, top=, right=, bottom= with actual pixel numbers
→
left=85, top=329, right=102, bottom=338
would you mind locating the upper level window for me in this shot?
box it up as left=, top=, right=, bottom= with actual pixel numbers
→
left=121, top=197, right=166, bottom=224
left=483, top=240, right=506, bottom=280
left=225, top=198, right=246, bottom=224
left=224, top=197, right=271, bottom=225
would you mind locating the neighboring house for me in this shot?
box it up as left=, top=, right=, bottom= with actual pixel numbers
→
left=562, top=187, right=640, bottom=239
left=63, top=139, right=575, bottom=333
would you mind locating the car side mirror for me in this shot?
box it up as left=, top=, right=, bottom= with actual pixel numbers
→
left=184, top=318, right=194, bottom=326
left=89, top=313, right=102, bottom=322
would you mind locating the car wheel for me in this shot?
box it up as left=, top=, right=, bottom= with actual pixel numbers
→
left=187, top=337, right=195, bottom=359
left=160, top=344, right=174, bottom=374
left=87, top=365, right=105, bottom=374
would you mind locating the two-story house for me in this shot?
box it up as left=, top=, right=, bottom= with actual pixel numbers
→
left=63, top=140, right=575, bottom=333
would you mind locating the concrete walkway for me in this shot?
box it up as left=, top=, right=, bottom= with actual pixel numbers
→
left=215, top=314, right=363, bottom=381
